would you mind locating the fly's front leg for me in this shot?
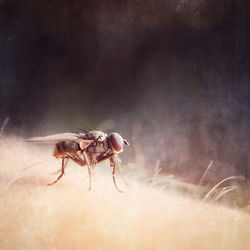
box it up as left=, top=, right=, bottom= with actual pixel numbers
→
left=111, top=154, right=122, bottom=192
left=115, top=155, right=129, bottom=188
left=83, top=151, right=92, bottom=191
left=48, top=157, right=69, bottom=185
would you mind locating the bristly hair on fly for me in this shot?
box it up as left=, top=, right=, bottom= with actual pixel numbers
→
left=76, top=127, right=97, bottom=134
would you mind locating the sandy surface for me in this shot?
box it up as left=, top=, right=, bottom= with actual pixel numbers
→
left=0, top=137, right=250, bottom=250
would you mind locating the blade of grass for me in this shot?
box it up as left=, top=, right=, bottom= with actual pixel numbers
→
left=203, top=176, right=245, bottom=201
left=198, top=160, right=213, bottom=186
left=213, top=186, right=239, bottom=202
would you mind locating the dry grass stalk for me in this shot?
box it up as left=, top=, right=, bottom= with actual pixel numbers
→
left=198, top=160, right=213, bottom=186
left=212, top=186, right=239, bottom=202
left=0, top=117, right=9, bottom=134
left=150, top=159, right=161, bottom=185
left=203, top=176, right=245, bottom=201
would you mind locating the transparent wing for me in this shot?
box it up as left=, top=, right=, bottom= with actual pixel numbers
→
left=24, top=133, right=80, bottom=143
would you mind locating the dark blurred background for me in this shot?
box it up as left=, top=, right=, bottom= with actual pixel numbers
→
left=0, top=0, right=249, bottom=184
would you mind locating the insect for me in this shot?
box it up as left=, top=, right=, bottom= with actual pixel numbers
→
left=25, top=130, right=129, bottom=192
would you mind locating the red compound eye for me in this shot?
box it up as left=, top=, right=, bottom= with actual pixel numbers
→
left=109, top=133, right=124, bottom=152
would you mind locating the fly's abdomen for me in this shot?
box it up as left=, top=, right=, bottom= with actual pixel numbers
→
left=53, top=141, right=80, bottom=158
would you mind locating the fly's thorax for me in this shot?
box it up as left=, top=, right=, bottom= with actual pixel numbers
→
left=86, top=130, right=108, bottom=142
left=87, top=139, right=109, bottom=154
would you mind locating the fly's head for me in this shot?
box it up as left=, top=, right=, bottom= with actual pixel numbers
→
left=109, top=133, right=129, bottom=153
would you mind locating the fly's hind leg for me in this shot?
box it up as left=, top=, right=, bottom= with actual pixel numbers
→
left=64, top=152, right=92, bottom=191
left=82, top=151, right=92, bottom=191
left=48, top=157, right=68, bottom=185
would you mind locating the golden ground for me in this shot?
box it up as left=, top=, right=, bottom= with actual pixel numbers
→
left=0, top=137, right=249, bottom=250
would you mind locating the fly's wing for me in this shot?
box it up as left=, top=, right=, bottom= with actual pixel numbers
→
left=25, top=132, right=95, bottom=149
left=24, top=133, right=80, bottom=143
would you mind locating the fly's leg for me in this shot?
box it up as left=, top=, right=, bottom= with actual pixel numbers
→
left=65, top=152, right=92, bottom=191
left=83, top=151, right=92, bottom=191
left=112, top=154, right=122, bottom=192
left=50, top=158, right=70, bottom=175
left=48, top=157, right=68, bottom=185
left=115, top=156, right=129, bottom=188
left=110, top=155, right=129, bottom=189
left=65, top=153, right=85, bottom=166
